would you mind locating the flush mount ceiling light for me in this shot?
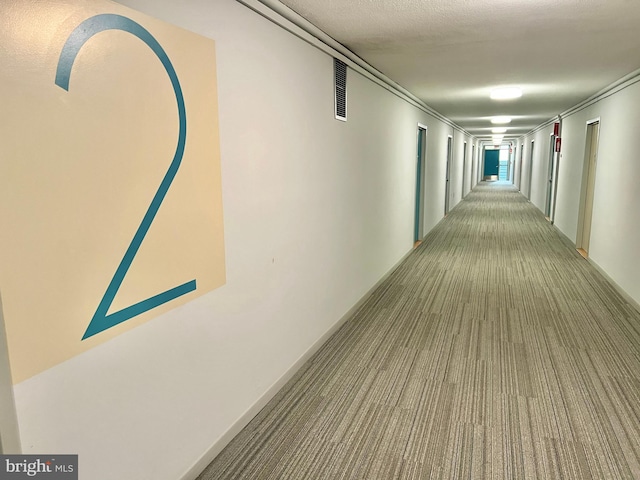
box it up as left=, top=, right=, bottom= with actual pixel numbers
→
left=490, top=87, right=522, bottom=100
left=492, top=127, right=507, bottom=134
left=491, top=116, right=512, bottom=124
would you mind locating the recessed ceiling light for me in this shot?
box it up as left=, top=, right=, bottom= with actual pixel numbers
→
left=490, top=87, right=522, bottom=100
left=492, top=127, right=507, bottom=134
left=491, top=116, right=512, bottom=124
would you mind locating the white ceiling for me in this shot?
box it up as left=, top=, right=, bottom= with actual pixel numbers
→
left=276, top=0, right=640, bottom=140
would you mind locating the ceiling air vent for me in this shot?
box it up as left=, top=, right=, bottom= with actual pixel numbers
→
left=334, top=58, right=347, bottom=121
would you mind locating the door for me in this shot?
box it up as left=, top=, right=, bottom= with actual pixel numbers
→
left=527, top=140, right=535, bottom=200
left=484, top=149, right=500, bottom=179
left=577, top=121, right=600, bottom=256
left=471, top=144, right=476, bottom=187
left=545, top=134, right=556, bottom=218
left=444, top=136, right=452, bottom=215
left=461, top=142, right=467, bottom=198
left=518, top=144, right=524, bottom=191
left=414, top=127, right=426, bottom=244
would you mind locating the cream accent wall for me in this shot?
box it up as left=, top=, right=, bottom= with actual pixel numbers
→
left=0, top=0, right=225, bottom=383
left=10, top=0, right=473, bottom=479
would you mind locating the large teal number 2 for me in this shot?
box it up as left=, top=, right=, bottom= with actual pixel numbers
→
left=55, top=14, right=196, bottom=340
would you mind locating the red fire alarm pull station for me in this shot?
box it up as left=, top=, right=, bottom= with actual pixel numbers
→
left=555, top=137, right=562, bottom=152
left=554, top=122, right=560, bottom=136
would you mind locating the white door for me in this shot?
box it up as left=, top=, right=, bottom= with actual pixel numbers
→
left=578, top=121, right=600, bottom=255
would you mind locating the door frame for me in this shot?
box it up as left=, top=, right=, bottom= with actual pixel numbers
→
left=576, top=118, right=601, bottom=256
left=545, top=132, right=556, bottom=218
left=414, top=124, right=428, bottom=244
left=527, top=140, right=535, bottom=200
left=461, top=141, right=467, bottom=198
left=550, top=120, right=563, bottom=224
left=444, top=135, right=453, bottom=215
left=517, top=143, right=524, bottom=191
left=471, top=144, right=476, bottom=188
left=480, top=144, right=487, bottom=184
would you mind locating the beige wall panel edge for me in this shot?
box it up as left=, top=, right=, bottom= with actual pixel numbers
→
left=0, top=292, right=21, bottom=453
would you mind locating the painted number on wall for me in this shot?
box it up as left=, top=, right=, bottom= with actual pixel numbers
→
left=55, top=14, right=197, bottom=340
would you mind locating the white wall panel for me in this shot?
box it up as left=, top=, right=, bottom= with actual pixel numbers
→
left=523, top=80, right=640, bottom=307
left=11, top=0, right=472, bottom=479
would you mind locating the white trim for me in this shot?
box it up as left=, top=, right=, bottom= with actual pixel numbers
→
left=522, top=115, right=558, bottom=138
left=562, top=67, right=640, bottom=118
left=524, top=68, right=640, bottom=139
left=586, top=258, right=640, bottom=316
left=236, top=0, right=473, bottom=137
left=553, top=226, right=640, bottom=316
left=179, top=246, right=415, bottom=480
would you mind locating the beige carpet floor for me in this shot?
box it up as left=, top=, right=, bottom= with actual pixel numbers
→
left=198, top=182, right=640, bottom=479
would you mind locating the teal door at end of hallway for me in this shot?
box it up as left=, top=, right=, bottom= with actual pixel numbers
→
left=484, top=150, right=500, bottom=178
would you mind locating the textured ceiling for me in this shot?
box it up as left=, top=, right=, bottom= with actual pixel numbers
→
left=277, top=0, right=640, bottom=139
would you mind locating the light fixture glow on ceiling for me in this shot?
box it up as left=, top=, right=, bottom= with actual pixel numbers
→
left=490, top=87, right=522, bottom=100
left=491, top=116, right=512, bottom=124
left=492, top=127, right=507, bottom=134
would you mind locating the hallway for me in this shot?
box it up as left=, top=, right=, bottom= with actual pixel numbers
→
left=199, top=182, right=640, bottom=480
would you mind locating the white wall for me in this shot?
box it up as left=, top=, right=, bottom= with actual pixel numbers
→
left=422, top=121, right=458, bottom=231
left=473, top=141, right=482, bottom=187
left=521, top=78, right=640, bottom=307
left=513, top=140, right=522, bottom=191
left=469, top=142, right=478, bottom=192
left=449, top=130, right=464, bottom=207
left=556, top=81, right=640, bottom=304
left=524, top=126, right=555, bottom=211
left=11, top=1, right=472, bottom=479
left=450, top=130, right=474, bottom=204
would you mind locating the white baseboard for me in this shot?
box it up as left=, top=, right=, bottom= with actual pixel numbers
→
left=584, top=257, right=640, bottom=315
left=180, top=246, right=415, bottom=480
left=553, top=225, right=640, bottom=314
